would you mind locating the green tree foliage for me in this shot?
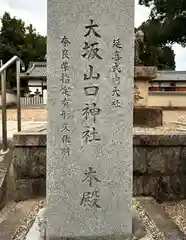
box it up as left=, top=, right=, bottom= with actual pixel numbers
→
left=137, top=20, right=175, bottom=69
left=139, top=0, right=186, bottom=46
left=0, top=12, right=46, bottom=89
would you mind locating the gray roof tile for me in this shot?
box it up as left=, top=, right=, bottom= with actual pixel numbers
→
left=26, top=62, right=46, bottom=77
left=25, top=62, right=186, bottom=82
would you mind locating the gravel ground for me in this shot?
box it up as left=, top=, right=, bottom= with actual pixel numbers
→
left=11, top=199, right=45, bottom=240
left=0, top=108, right=47, bottom=122
left=6, top=199, right=186, bottom=240
left=1, top=109, right=186, bottom=123
left=133, top=199, right=164, bottom=240
left=162, top=200, right=186, bottom=235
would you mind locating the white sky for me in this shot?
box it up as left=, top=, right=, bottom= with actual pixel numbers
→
left=0, top=0, right=186, bottom=70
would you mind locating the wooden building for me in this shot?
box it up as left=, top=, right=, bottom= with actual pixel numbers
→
left=21, top=62, right=186, bottom=95
left=21, top=61, right=47, bottom=96
left=150, top=71, right=186, bottom=92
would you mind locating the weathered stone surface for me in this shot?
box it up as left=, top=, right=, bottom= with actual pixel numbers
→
left=25, top=207, right=148, bottom=240
left=134, top=66, right=157, bottom=108
left=134, top=107, right=163, bottom=127
left=47, top=0, right=134, bottom=238
left=15, top=179, right=45, bottom=201
left=134, top=133, right=186, bottom=146
left=142, top=175, right=186, bottom=201
left=133, top=176, right=143, bottom=196
left=146, top=147, right=181, bottom=174
left=12, top=133, right=46, bottom=201
left=14, top=132, right=186, bottom=146
left=11, top=132, right=186, bottom=202
left=180, top=147, right=186, bottom=175
left=142, top=176, right=159, bottom=197
left=133, top=147, right=147, bottom=174
left=13, top=132, right=46, bottom=147
left=134, top=66, right=157, bottom=80
left=134, top=81, right=148, bottom=107
left=13, top=147, right=46, bottom=179
left=168, top=175, right=186, bottom=200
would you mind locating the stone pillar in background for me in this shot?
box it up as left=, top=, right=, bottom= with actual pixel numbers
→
left=47, top=0, right=134, bottom=238
left=134, top=66, right=163, bottom=127
left=134, top=66, right=157, bottom=107
left=43, top=89, right=47, bottom=105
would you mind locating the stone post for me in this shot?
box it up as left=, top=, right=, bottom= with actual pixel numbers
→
left=47, top=0, right=134, bottom=239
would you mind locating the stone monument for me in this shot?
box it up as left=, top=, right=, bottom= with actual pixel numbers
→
left=47, top=0, right=134, bottom=239
left=134, top=30, right=163, bottom=128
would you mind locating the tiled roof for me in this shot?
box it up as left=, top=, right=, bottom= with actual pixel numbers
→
left=26, top=62, right=46, bottom=77
left=153, top=71, right=186, bottom=81
left=24, top=62, right=186, bottom=82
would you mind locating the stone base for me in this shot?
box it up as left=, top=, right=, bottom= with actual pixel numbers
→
left=46, top=236, right=133, bottom=240
left=25, top=207, right=147, bottom=240
left=13, top=131, right=46, bottom=201
left=134, top=107, right=163, bottom=128
left=133, top=197, right=186, bottom=239
left=15, top=179, right=46, bottom=201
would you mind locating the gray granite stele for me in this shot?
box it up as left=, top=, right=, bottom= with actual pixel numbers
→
left=25, top=207, right=148, bottom=240
left=25, top=198, right=186, bottom=240
left=47, top=0, right=134, bottom=238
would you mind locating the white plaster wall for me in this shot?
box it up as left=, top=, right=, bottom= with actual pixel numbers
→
left=43, top=89, right=47, bottom=104
left=148, top=93, right=186, bottom=107
left=28, top=80, right=42, bottom=94
left=0, top=92, right=17, bottom=106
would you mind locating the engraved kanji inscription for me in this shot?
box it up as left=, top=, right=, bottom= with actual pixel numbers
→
left=112, top=37, right=122, bottom=49
left=61, top=124, right=71, bottom=144
left=61, top=147, right=70, bottom=157
left=60, top=72, right=70, bottom=84
left=82, top=42, right=103, bottom=60
left=62, top=133, right=71, bottom=144
left=112, top=50, right=122, bottom=62
left=112, top=87, right=121, bottom=97
left=84, top=86, right=99, bottom=96
left=60, top=110, right=66, bottom=119
left=62, top=49, right=69, bottom=59
left=60, top=111, right=72, bottom=120
left=82, top=167, right=101, bottom=186
left=84, top=65, right=100, bottom=81
left=61, top=85, right=70, bottom=96
left=61, top=61, right=70, bottom=72
left=112, top=62, right=121, bottom=73
left=112, top=73, right=120, bottom=85
left=61, top=36, right=71, bottom=47
left=82, top=102, right=101, bottom=123
left=61, top=98, right=71, bottom=108
left=59, top=36, right=72, bottom=157
left=111, top=36, right=122, bottom=108
left=84, top=19, right=101, bottom=38
left=112, top=99, right=121, bottom=108
left=134, top=84, right=143, bottom=103
left=61, top=124, right=70, bottom=133
left=80, top=191, right=101, bottom=208
left=82, top=126, right=101, bottom=143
